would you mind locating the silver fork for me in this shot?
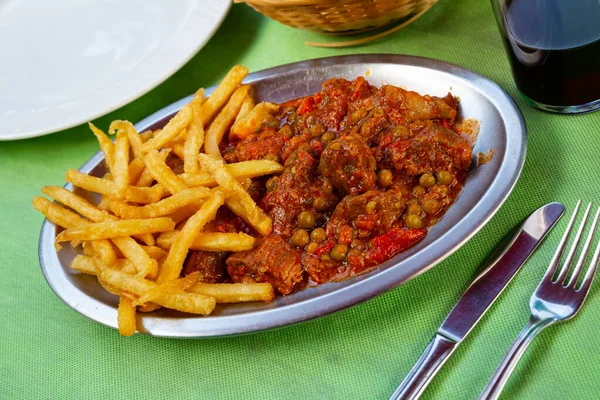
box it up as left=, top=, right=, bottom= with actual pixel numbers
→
left=479, top=201, right=600, bottom=400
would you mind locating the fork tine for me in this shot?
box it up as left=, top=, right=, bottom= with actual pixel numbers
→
left=579, top=229, right=600, bottom=293
left=556, top=202, right=592, bottom=284
left=543, top=200, right=582, bottom=281
left=566, top=205, right=600, bottom=287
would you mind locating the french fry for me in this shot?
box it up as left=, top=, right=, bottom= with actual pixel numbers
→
left=111, top=237, right=157, bottom=278
left=230, top=102, right=279, bottom=140
left=42, top=185, right=156, bottom=250
left=136, top=167, right=154, bottom=187
left=109, top=186, right=211, bottom=219
left=98, top=268, right=216, bottom=315
left=55, top=218, right=175, bottom=245
left=201, top=65, right=249, bottom=125
left=136, top=149, right=168, bottom=187
left=156, top=231, right=255, bottom=252
left=139, top=130, right=154, bottom=143
left=90, top=240, right=118, bottom=265
left=189, top=282, right=274, bottom=303
left=141, top=105, right=193, bottom=153
left=157, top=189, right=225, bottom=284
left=41, top=186, right=111, bottom=222
left=33, top=197, right=117, bottom=264
left=198, top=154, right=272, bottom=235
left=117, top=296, right=137, bottom=336
left=66, top=169, right=166, bottom=203
left=110, top=121, right=143, bottom=160
left=138, top=233, right=155, bottom=247
left=233, top=94, right=255, bottom=125
left=97, top=195, right=111, bottom=211
left=82, top=241, right=96, bottom=257
left=166, top=204, right=201, bottom=224
left=204, top=85, right=251, bottom=159
left=71, top=255, right=138, bottom=276
left=143, top=246, right=168, bottom=262
left=134, top=272, right=200, bottom=306
left=181, top=160, right=283, bottom=187
left=72, top=254, right=99, bottom=275
left=112, top=131, right=130, bottom=197
left=89, top=123, right=115, bottom=169
left=183, top=88, right=205, bottom=174
left=33, top=196, right=88, bottom=228
left=128, top=158, right=146, bottom=185
left=142, top=150, right=187, bottom=195
left=171, top=142, right=185, bottom=161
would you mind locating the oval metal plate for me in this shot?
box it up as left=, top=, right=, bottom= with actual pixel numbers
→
left=39, top=55, right=526, bottom=337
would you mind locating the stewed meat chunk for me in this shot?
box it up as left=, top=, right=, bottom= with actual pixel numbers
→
left=388, top=122, right=472, bottom=176
left=183, top=251, right=228, bottom=283
left=226, top=236, right=304, bottom=295
left=319, top=134, right=377, bottom=196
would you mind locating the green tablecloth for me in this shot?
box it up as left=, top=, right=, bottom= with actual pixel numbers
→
left=2, top=1, right=599, bottom=398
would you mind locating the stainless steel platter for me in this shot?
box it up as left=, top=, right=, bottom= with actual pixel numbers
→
left=38, top=55, right=527, bottom=337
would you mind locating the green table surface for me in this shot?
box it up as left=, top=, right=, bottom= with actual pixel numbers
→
left=2, top=0, right=599, bottom=399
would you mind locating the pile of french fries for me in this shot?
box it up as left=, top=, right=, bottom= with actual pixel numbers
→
left=33, top=65, right=284, bottom=336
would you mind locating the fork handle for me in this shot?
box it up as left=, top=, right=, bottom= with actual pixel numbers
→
left=479, top=317, right=554, bottom=400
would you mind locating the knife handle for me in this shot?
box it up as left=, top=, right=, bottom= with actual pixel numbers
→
left=389, top=334, right=457, bottom=400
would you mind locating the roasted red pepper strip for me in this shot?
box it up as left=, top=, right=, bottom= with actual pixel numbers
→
left=297, top=96, right=315, bottom=115
left=365, top=228, right=427, bottom=265
left=314, top=242, right=335, bottom=257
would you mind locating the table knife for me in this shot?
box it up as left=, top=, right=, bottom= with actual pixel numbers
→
left=389, top=202, right=565, bottom=400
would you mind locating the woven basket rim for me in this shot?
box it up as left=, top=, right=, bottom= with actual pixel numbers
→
left=235, top=0, right=376, bottom=6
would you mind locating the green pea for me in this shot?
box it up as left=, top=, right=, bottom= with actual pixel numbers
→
left=413, top=185, right=426, bottom=196
left=279, top=124, right=293, bottom=138
left=265, top=177, right=277, bottom=191
left=351, top=109, right=367, bottom=123
left=297, top=211, right=316, bottom=229
left=406, top=214, right=423, bottom=229
left=291, top=229, right=310, bottom=247
left=419, top=173, right=436, bottom=188
left=320, top=254, right=331, bottom=261
left=287, top=112, right=298, bottom=124
left=313, top=197, right=329, bottom=211
left=365, top=201, right=377, bottom=214
left=437, top=170, right=453, bottom=185
left=322, top=179, right=333, bottom=195
left=331, top=244, right=348, bottom=262
left=421, top=199, right=441, bottom=215
left=310, top=228, right=326, bottom=242
left=310, top=123, right=326, bottom=137
left=305, top=242, right=318, bottom=253
left=377, top=169, right=393, bottom=188
left=321, top=131, right=336, bottom=144
left=329, top=141, right=341, bottom=151
left=267, top=119, right=280, bottom=129
left=408, top=203, right=422, bottom=215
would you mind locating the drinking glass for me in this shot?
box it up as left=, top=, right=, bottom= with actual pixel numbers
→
left=491, top=0, right=600, bottom=113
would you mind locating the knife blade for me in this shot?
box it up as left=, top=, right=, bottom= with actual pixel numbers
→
left=390, top=202, right=565, bottom=400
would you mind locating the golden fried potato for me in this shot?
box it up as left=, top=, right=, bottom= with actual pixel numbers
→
left=230, top=102, right=279, bottom=140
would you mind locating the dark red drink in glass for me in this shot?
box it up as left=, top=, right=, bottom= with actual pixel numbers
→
left=492, top=0, right=600, bottom=113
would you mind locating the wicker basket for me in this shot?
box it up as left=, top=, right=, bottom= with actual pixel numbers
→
left=235, top=0, right=437, bottom=37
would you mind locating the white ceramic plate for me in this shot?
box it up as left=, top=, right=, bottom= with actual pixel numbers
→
left=0, top=0, right=230, bottom=140
left=38, top=55, right=527, bottom=338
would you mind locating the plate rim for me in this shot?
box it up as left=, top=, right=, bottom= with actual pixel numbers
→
left=38, top=54, right=527, bottom=337
left=1, top=0, right=231, bottom=141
